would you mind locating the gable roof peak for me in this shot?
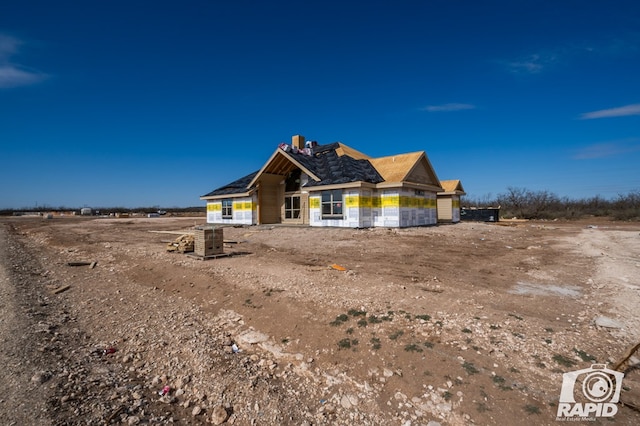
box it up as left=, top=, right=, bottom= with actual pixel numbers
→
left=439, top=179, right=466, bottom=194
left=334, top=143, right=371, bottom=160
left=369, top=151, right=425, bottom=182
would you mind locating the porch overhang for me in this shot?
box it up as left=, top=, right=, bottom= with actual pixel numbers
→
left=248, top=148, right=320, bottom=189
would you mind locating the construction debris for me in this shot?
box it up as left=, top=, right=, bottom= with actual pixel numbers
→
left=613, top=342, right=640, bottom=412
left=613, top=342, right=640, bottom=372
left=166, top=234, right=195, bottom=253
left=52, top=285, right=71, bottom=294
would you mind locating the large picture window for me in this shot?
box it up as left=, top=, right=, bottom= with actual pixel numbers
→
left=222, top=199, right=233, bottom=219
left=321, top=189, right=343, bottom=219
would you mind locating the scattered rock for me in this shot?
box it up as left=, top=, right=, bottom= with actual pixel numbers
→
left=31, top=371, right=50, bottom=384
left=594, top=316, right=624, bottom=329
left=340, top=395, right=352, bottom=409
left=211, top=404, right=229, bottom=425
left=236, top=329, right=269, bottom=345
left=191, top=405, right=202, bottom=417
left=159, top=395, right=177, bottom=404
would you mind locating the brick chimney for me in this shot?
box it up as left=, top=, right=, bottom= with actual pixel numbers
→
left=292, top=135, right=305, bottom=150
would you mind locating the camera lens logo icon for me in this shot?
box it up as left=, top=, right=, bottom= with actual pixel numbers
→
left=557, top=364, right=625, bottom=418
left=582, top=371, right=614, bottom=403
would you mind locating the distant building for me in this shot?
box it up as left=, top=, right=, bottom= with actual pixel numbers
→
left=437, top=180, right=466, bottom=223
left=80, top=207, right=92, bottom=216
left=201, top=135, right=459, bottom=228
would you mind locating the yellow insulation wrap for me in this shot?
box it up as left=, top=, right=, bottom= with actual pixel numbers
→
left=232, top=200, right=253, bottom=211
left=381, top=195, right=399, bottom=207
left=345, top=195, right=359, bottom=208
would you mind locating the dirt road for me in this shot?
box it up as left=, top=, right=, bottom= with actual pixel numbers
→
left=0, top=216, right=638, bottom=425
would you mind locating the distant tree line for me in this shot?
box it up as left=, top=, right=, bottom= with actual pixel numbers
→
left=463, top=187, right=640, bottom=221
left=0, top=206, right=206, bottom=216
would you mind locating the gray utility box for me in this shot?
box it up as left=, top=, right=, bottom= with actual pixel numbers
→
left=194, top=227, right=223, bottom=257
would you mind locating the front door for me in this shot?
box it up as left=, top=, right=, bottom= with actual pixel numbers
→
left=283, top=192, right=309, bottom=224
left=282, top=169, right=309, bottom=224
left=284, top=194, right=301, bottom=220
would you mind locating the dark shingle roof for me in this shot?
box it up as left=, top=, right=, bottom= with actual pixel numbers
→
left=201, top=170, right=258, bottom=197
left=292, top=143, right=383, bottom=187
left=202, top=142, right=384, bottom=197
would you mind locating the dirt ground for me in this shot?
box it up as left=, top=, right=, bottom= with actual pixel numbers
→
left=1, top=215, right=639, bottom=425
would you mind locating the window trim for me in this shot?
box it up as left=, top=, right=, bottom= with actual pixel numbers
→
left=222, top=199, right=233, bottom=219
left=284, top=194, right=301, bottom=219
left=321, top=189, right=343, bottom=219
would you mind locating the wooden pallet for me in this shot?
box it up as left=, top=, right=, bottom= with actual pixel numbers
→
left=186, top=251, right=251, bottom=260
left=186, top=252, right=234, bottom=260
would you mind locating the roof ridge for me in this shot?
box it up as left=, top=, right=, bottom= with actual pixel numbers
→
left=371, top=150, right=425, bottom=161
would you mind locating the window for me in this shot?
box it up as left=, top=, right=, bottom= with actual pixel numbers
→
left=222, top=199, right=233, bottom=219
left=285, top=195, right=301, bottom=219
left=321, top=189, right=343, bottom=219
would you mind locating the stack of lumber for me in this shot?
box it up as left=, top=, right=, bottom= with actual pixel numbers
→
left=166, top=234, right=194, bottom=253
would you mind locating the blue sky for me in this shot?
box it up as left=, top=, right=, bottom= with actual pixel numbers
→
left=1, top=1, right=639, bottom=209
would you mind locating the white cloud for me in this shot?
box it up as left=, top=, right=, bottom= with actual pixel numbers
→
left=584, top=33, right=640, bottom=57
left=505, top=33, right=640, bottom=76
left=0, top=65, right=45, bottom=88
left=505, top=52, right=559, bottom=74
left=508, top=61, right=543, bottom=74
left=422, top=103, right=476, bottom=112
left=506, top=55, right=547, bottom=74
left=579, top=104, right=640, bottom=119
left=573, top=139, right=640, bottom=159
left=0, top=34, right=46, bottom=88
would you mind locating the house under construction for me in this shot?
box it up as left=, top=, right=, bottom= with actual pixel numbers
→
left=201, top=135, right=464, bottom=228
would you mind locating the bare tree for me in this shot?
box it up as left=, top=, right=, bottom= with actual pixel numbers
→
left=497, top=187, right=528, bottom=218
left=528, top=190, right=560, bottom=219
